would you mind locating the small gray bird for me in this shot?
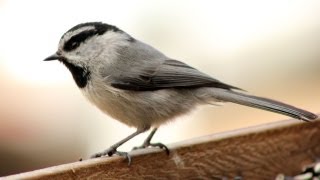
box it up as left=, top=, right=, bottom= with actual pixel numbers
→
left=44, top=22, right=317, bottom=162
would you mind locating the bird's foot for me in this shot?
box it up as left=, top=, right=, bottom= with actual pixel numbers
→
left=90, top=147, right=132, bottom=165
left=133, top=142, right=170, bottom=155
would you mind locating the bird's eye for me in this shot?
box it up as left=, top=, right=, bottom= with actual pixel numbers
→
left=63, top=30, right=97, bottom=52
left=71, top=42, right=79, bottom=48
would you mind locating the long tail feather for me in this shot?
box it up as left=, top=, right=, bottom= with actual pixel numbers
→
left=212, top=89, right=318, bottom=121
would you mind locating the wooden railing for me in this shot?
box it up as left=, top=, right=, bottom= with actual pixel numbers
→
left=3, top=115, right=320, bottom=179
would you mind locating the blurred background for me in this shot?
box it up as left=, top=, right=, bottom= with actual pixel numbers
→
left=0, top=0, right=319, bottom=176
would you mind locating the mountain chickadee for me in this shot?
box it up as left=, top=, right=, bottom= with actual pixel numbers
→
left=44, top=22, right=318, bottom=162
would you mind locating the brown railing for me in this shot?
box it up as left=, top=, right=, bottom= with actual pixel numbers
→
left=3, top=115, right=320, bottom=179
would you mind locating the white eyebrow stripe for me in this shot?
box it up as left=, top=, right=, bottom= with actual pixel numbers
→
left=59, top=25, right=96, bottom=51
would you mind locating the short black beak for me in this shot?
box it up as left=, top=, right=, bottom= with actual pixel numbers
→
left=44, top=53, right=61, bottom=61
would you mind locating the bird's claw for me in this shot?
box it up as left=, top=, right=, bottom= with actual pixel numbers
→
left=133, top=142, right=170, bottom=155
left=90, top=147, right=132, bottom=165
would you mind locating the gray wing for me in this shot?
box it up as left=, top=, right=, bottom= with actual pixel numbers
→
left=111, top=59, right=241, bottom=91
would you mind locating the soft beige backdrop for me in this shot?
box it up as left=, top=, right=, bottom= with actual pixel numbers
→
left=0, top=0, right=319, bottom=176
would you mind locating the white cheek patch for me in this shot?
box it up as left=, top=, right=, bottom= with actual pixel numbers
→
left=56, top=24, right=132, bottom=73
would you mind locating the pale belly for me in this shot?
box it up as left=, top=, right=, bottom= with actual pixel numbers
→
left=81, top=84, right=200, bottom=129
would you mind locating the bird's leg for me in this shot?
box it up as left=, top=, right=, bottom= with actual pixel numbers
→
left=90, top=128, right=148, bottom=165
left=133, top=128, right=169, bottom=155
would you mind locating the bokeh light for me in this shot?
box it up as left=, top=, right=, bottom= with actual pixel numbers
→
left=0, top=0, right=319, bottom=176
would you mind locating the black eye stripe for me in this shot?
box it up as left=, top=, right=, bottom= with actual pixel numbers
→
left=62, top=22, right=122, bottom=52
left=63, top=29, right=99, bottom=51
